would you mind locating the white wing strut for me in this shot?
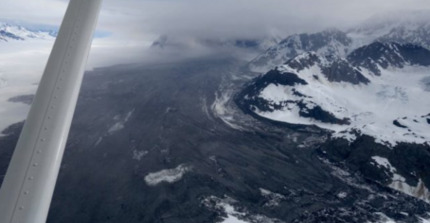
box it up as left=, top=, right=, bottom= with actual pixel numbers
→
left=0, top=0, right=103, bottom=222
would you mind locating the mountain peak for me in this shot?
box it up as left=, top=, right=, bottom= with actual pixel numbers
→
left=249, top=29, right=352, bottom=73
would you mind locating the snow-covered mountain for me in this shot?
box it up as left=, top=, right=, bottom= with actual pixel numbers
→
left=237, top=42, right=430, bottom=201
left=0, top=23, right=57, bottom=42
left=238, top=42, right=430, bottom=147
left=249, top=11, right=430, bottom=74
left=249, top=28, right=353, bottom=73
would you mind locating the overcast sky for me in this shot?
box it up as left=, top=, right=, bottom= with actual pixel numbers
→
left=1, top=0, right=430, bottom=42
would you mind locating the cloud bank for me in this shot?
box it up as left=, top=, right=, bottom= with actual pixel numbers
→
left=2, top=0, right=430, bottom=42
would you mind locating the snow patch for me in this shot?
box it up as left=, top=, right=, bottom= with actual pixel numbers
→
left=337, top=192, right=348, bottom=199
left=144, top=164, right=192, bottom=186
left=219, top=203, right=248, bottom=223
left=259, top=188, right=285, bottom=207
left=371, top=156, right=396, bottom=173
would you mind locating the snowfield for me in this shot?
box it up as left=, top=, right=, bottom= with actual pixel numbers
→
left=255, top=63, right=430, bottom=147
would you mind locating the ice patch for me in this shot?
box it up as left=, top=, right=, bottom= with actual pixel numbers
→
left=144, top=164, right=192, bottom=186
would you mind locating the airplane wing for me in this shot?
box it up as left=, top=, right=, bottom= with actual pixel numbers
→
left=0, top=0, right=103, bottom=222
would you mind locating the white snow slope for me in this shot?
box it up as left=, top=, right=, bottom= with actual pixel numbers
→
left=255, top=55, right=430, bottom=147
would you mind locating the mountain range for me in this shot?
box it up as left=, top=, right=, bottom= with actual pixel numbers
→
left=1, top=11, right=430, bottom=223
left=236, top=16, right=430, bottom=205
left=0, top=23, right=57, bottom=42
left=249, top=12, right=430, bottom=73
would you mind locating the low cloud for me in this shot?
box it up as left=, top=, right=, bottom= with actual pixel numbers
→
left=2, top=0, right=430, bottom=42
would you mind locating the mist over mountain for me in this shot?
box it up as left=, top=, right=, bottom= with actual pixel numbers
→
left=151, top=35, right=281, bottom=52
left=248, top=11, right=430, bottom=73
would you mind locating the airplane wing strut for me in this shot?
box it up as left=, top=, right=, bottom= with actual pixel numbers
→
left=0, top=0, right=103, bottom=222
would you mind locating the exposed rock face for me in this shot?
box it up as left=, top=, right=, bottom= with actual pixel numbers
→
left=320, top=58, right=370, bottom=84
left=348, top=42, right=430, bottom=75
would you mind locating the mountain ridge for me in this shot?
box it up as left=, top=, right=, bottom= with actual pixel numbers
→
left=249, top=12, right=430, bottom=74
left=0, top=23, right=57, bottom=42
